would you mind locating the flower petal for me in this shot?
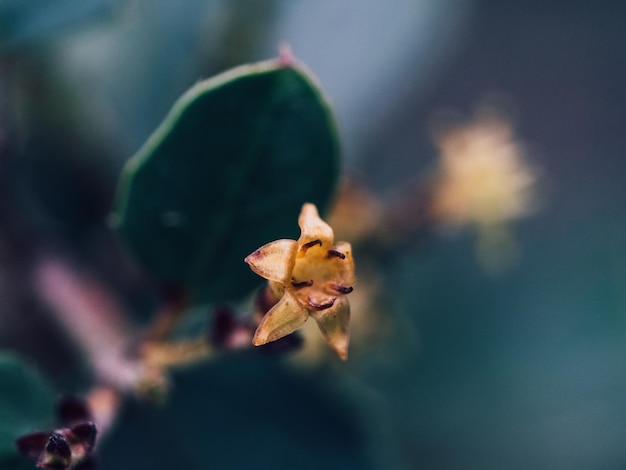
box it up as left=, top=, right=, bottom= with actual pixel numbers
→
left=310, top=296, right=350, bottom=360
left=252, top=290, right=309, bottom=346
left=329, top=241, right=356, bottom=286
left=245, top=239, right=298, bottom=283
left=298, top=203, right=334, bottom=247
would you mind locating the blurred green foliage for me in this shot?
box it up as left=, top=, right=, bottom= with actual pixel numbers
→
left=0, top=354, right=55, bottom=468
left=100, top=355, right=374, bottom=470
left=112, top=60, right=339, bottom=303
left=2, top=2, right=625, bottom=470
left=0, top=0, right=119, bottom=52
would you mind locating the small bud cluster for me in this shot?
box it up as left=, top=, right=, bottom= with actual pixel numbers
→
left=15, top=396, right=98, bottom=469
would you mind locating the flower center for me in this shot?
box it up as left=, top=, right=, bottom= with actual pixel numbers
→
left=290, top=239, right=353, bottom=309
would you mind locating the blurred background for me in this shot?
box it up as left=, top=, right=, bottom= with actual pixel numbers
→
left=1, top=1, right=626, bottom=469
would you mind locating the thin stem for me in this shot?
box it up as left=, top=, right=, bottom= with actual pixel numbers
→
left=86, top=386, right=121, bottom=440
left=34, top=256, right=142, bottom=391
left=142, top=286, right=188, bottom=341
left=141, top=337, right=214, bottom=369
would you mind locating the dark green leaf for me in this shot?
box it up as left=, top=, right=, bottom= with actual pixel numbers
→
left=99, top=355, right=375, bottom=470
left=112, top=59, right=340, bottom=303
left=0, top=353, right=55, bottom=465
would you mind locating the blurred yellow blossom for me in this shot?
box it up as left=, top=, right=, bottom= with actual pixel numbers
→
left=431, top=107, right=538, bottom=269
left=245, top=203, right=355, bottom=359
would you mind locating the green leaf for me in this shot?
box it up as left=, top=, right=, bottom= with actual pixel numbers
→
left=112, top=58, right=340, bottom=303
left=99, top=356, right=376, bottom=470
left=0, top=352, right=55, bottom=464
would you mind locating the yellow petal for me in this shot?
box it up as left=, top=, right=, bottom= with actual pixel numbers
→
left=245, top=239, right=298, bottom=283
left=298, top=203, right=334, bottom=247
left=330, top=241, right=356, bottom=287
left=310, top=296, right=350, bottom=360
left=252, top=290, right=309, bottom=346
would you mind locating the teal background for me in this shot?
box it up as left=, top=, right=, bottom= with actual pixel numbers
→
left=1, top=1, right=625, bottom=469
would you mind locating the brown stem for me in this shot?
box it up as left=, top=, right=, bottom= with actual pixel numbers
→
left=34, top=256, right=142, bottom=391
left=142, top=286, right=188, bottom=341
left=141, top=337, right=213, bottom=369
left=86, top=386, right=121, bottom=440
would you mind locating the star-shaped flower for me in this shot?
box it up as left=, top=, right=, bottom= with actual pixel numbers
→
left=245, top=203, right=355, bottom=359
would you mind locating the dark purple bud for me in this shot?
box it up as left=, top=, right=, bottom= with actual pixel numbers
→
left=210, top=306, right=238, bottom=349
left=46, top=433, right=71, bottom=458
left=42, top=433, right=72, bottom=469
left=254, top=287, right=279, bottom=316
left=15, top=431, right=49, bottom=460
left=69, top=422, right=97, bottom=452
left=57, top=395, right=92, bottom=427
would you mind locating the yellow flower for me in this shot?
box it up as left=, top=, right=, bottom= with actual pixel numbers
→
left=430, top=107, right=539, bottom=270
left=431, top=109, right=537, bottom=229
left=245, top=203, right=355, bottom=360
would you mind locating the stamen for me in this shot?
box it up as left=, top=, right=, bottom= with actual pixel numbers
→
left=292, top=279, right=314, bottom=289
left=300, top=239, right=322, bottom=252
left=331, top=285, right=353, bottom=294
left=307, top=297, right=336, bottom=310
left=326, top=249, right=346, bottom=260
